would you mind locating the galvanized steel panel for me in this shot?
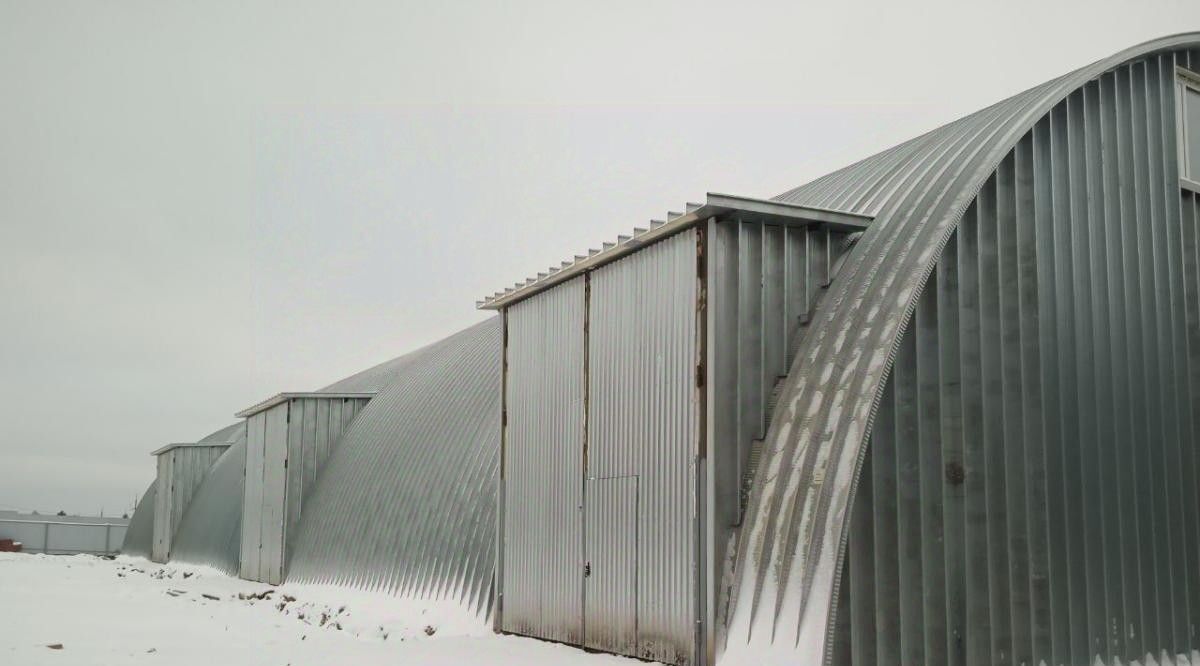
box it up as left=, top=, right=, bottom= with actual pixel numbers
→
left=832, top=67, right=1200, bottom=665
left=151, top=443, right=227, bottom=562
left=239, top=394, right=369, bottom=584
left=121, top=481, right=156, bottom=558
left=259, top=403, right=288, bottom=584
left=240, top=410, right=266, bottom=579
left=282, top=396, right=370, bottom=556
left=584, top=475, right=638, bottom=655
left=736, top=222, right=764, bottom=455
left=726, top=33, right=1200, bottom=666
left=500, top=230, right=704, bottom=663
left=588, top=228, right=698, bottom=664
left=151, top=453, right=173, bottom=562
left=500, top=276, right=585, bottom=643
left=705, top=219, right=853, bottom=562
left=172, top=427, right=247, bottom=575
left=285, top=400, right=305, bottom=556
left=287, top=318, right=500, bottom=616
left=708, top=220, right=740, bottom=539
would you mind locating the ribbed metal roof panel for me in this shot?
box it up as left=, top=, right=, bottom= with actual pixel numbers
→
left=725, top=33, right=1200, bottom=664
left=316, top=336, right=447, bottom=393
left=170, top=431, right=247, bottom=575
left=120, top=480, right=156, bottom=558
left=286, top=317, right=500, bottom=617
left=123, top=422, right=243, bottom=562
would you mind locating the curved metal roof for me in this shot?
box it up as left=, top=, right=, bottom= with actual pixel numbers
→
left=286, top=316, right=500, bottom=616
left=170, top=432, right=247, bottom=574
left=120, top=480, right=156, bottom=558
left=197, top=422, right=244, bottom=445
left=120, top=316, right=499, bottom=614
left=724, top=32, right=1200, bottom=663
left=316, top=332, right=458, bottom=393
left=122, top=421, right=244, bottom=562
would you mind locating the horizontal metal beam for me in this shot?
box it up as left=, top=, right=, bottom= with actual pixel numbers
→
left=234, top=391, right=378, bottom=418
left=1178, top=64, right=1200, bottom=87
left=477, top=193, right=871, bottom=310
left=702, top=192, right=872, bottom=231
left=0, top=518, right=127, bottom=528
left=150, top=442, right=233, bottom=456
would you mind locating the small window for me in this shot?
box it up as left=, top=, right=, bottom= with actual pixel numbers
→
left=1179, top=68, right=1200, bottom=186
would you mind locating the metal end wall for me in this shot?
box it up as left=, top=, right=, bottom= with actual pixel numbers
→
left=501, top=277, right=585, bottom=641
left=500, top=231, right=701, bottom=664
left=286, top=317, right=500, bottom=616
left=708, top=221, right=853, bottom=530
left=283, top=397, right=370, bottom=552
left=151, top=444, right=229, bottom=562
left=707, top=220, right=855, bottom=663
left=833, top=53, right=1200, bottom=666
left=588, top=230, right=698, bottom=663
left=240, top=396, right=368, bottom=584
left=121, top=480, right=156, bottom=558
left=240, top=403, right=288, bottom=582
left=725, top=34, right=1200, bottom=665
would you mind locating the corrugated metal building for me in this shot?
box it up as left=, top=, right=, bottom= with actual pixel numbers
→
left=120, top=32, right=1200, bottom=666
left=484, top=200, right=867, bottom=665
left=149, top=442, right=230, bottom=562
left=235, top=392, right=373, bottom=584
left=286, top=318, right=499, bottom=612
left=170, top=425, right=248, bottom=574
left=125, top=317, right=501, bottom=618
left=725, top=32, right=1200, bottom=666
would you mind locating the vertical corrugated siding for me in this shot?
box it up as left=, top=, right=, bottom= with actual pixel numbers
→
left=128, top=422, right=241, bottom=561
left=151, top=453, right=172, bottom=562
left=710, top=220, right=856, bottom=663
left=240, top=410, right=266, bottom=579
left=726, top=35, right=1200, bottom=666
left=283, top=396, right=369, bottom=554
left=584, top=475, right=639, bottom=654
left=151, top=444, right=227, bottom=562
left=831, top=53, right=1200, bottom=666
left=240, top=395, right=367, bottom=584
left=708, top=221, right=853, bottom=562
left=588, top=229, right=697, bottom=664
left=736, top=223, right=764, bottom=466
left=287, top=318, right=500, bottom=616
left=260, top=403, right=288, bottom=584
left=240, top=403, right=288, bottom=583
left=709, top=220, right=740, bottom=535
left=501, top=277, right=585, bottom=642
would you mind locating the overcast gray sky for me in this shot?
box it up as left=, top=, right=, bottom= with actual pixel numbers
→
left=0, top=0, right=1195, bottom=516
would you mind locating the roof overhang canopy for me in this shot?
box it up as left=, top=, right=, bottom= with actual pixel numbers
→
left=477, top=192, right=872, bottom=310
left=235, top=392, right=378, bottom=418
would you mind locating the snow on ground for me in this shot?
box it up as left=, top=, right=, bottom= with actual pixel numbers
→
left=0, top=552, right=647, bottom=665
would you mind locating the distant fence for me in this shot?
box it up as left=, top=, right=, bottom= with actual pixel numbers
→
left=0, top=519, right=127, bottom=555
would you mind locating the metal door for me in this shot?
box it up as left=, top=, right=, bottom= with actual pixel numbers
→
left=584, top=475, right=638, bottom=655
left=500, top=277, right=586, bottom=642
left=239, top=402, right=289, bottom=584
left=259, top=402, right=289, bottom=584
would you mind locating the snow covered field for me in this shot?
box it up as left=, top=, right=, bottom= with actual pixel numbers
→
left=0, top=552, right=644, bottom=665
